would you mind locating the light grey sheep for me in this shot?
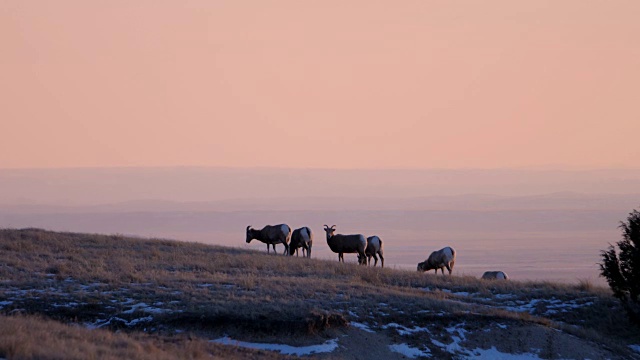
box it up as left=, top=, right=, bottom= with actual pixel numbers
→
left=358, top=235, right=384, bottom=267
left=323, top=225, right=367, bottom=265
left=481, top=271, right=509, bottom=280
left=417, top=246, right=456, bottom=275
left=246, top=224, right=291, bottom=255
left=289, top=226, right=313, bottom=258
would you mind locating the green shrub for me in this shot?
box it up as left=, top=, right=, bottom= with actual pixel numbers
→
left=600, top=207, right=640, bottom=324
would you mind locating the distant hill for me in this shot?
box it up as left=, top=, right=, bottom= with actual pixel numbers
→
left=1, top=167, right=639, bottom=206
left=0, top=229, right=638, bottom=359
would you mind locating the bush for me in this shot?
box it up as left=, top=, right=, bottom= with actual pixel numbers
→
left=600, top=207, right=640, bottom=324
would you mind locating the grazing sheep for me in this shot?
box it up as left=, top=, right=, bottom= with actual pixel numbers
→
left=289, top=227, right=313, bottom=258
left=323, top=225, right=367, bottom=265
left=481, top=271, right=509, bottom=280
left=246, top=224, right=291, bottom=255
left=417, top=246, right=456, bottom=275
left=358, top=236, right=385, bottom=267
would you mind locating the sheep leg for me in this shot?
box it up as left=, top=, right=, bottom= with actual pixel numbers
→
left=307, top=244, right=312, bottom=258
left=339, top=253, right=344, bottom=262
left=372, top=254, right=378, bottom=267
left=266, top=244, right=270, bottom=253
left=445, top=263, right=452, bottom=275
left=378, top=252, right=384, bottom=268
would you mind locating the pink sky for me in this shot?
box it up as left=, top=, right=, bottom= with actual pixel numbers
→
left=1, top=1, right=639, bottom=170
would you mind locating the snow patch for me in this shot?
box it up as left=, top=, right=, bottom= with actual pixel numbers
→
left=389, top=343, right=431, bottom=358
left=211, top=337, right=339, bottom=356
left=431, top=323, right=467, bottom=354
left=494, top=293, right=516, bottom=300
left=350, top=322, right=375, bottom=333
left=467, top=346, right=544, bottom=359
left=383, top=322, right=430, bottom=336
left=502, top=297, right=595, bottom=315
left=630, top=344, right=640, bottom=354
left=123, top=302, right=173, bottom=314
left=91, top=316, right=154, bottom=328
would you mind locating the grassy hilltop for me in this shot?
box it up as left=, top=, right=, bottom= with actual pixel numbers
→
left=0, top=229, right=638, bottom=359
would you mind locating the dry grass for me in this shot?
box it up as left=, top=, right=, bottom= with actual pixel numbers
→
left=0, top=315, right=289, bottom=360
left=1, top=228, right=638, bottom=359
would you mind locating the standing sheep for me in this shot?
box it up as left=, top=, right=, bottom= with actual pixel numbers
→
left=289, top=227, right=313, bottom=258
left=246, top=224, right=291, bottom=255
left=358, top=236, right=385, bottom=267
left=323, top=225, right=367, bottom=265
left=417, top=246, right=456, bottom=275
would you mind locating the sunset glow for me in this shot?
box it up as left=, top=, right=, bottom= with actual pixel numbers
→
left=2, top=1, right=639, bottom=169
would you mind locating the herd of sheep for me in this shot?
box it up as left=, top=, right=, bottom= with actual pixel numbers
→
left=245, top=224, right=508, bottom=280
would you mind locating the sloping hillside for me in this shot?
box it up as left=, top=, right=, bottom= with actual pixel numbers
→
left=0, top=229, right=638, bottom=359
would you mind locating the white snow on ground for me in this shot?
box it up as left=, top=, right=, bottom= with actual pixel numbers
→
left=210, top=337, right=339, bottom=356
left=383, top=323, right=430, bottom=336
left=0, top=300, right=13, bottom=308
left=427, top=324, right=547, bottom=359
left=350, top=322, right=376, bottom=333
left=466, top=346, right=544, bottom=359
left=90, top=316, right=154, bottom=328
left=389, top=343, right=431, bottom=358
left=494, top=293, right=517, bottom=300
left=428, top=288, right=475, bottom=297
left=52, top=302, right=83, bottom=308
left=502, top=297, right=595, bottom=315
left=630, top=344, right=640, bottom=353
left=123, top=302, right=177, bottom=314
left=79, top=283, right=107, bottom=291
left=431, top=323, right=468, bottom=354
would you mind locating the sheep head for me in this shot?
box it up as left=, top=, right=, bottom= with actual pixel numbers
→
left=323, top=224, right=336, bottom=239
left=246, top=225, right=253, bottom=243
left=417, top=261, right=432, bottom=272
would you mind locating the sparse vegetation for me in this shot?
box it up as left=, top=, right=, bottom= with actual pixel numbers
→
left=600, top=207, right=640, bottom=325
left=1, top=228, right=638, bottom=359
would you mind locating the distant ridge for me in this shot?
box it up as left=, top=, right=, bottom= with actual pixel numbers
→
left=1, top=167, right=639, bottom=206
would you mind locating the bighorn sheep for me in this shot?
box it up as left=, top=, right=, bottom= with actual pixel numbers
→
left=358, top=236, right=385, bottom=267
left=289, top=226, right=313, bottom=258
left=417, top=246, right=456, bottom=275
left=323, top=225, right=367, bottom=265
left=481, top=271, right=509, bottom=280
left=246, top=224, right=291, bottom=255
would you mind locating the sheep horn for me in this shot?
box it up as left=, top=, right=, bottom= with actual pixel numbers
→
left=323, top=224, right=329, bottom=229
left=331, top=225, right=336, bottom=229
left=246, top=225, right=251, bottom=231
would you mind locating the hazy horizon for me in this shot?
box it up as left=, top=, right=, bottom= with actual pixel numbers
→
left=1, top=166, right=640, bottom=206
left=1, top=166, right=638, bottom=284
